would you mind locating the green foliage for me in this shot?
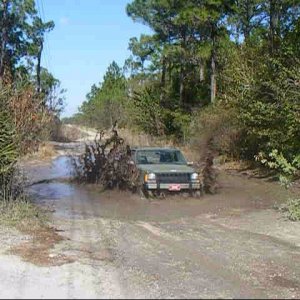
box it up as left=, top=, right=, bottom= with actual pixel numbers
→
left=0, top=0, right=63, bottom=138
left=126, top=0, right=236, bottom=107
left=0, top=199, right=43, bottom=227
left=76, top=61, right=127, bottom=129
left=128, top=87, right=165, bottom=135
left=168, top=109, right=191, bottom=143
left=255, top=150, right=299, bottom=187
left=237, top=57, right=300, bottom=159
left=280, top=198, right=300, bottom=221
left=39, top=68, right=65, bottom=115
left=126, top=85, right=193, bottom=140
left=0, top=0, right=64, bottom=215
left=0, top=0, right=55, bottom=78
left=255, top=150, right=297, bottom=176
left=217, top=16, right=300, bottom=179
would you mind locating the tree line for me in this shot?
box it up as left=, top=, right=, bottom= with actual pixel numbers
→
left=65, top=0, right=300, bottom=181
left=0, top=0, right=63, bottom=192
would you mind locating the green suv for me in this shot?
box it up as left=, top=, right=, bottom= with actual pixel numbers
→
left=131, top=147, right=202, bottom=197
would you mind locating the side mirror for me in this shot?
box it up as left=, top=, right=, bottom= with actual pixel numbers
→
left=187, top=161, right=194, bottom=166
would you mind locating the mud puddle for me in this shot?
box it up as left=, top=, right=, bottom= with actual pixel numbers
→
left=26, top=154, right=291, bottom=223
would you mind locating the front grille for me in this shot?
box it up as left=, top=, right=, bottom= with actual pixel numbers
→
left=156, top=173, right=190, bottom=184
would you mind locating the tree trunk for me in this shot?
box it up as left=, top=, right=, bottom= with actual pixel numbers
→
left=37, top=41, right=43, bottom=93
left=199, top=60, right=204, bottom=82
left=179, top=31, right=187, bottom=107
left=0, top=0, right=9, bottom=82
left=179, top=62, right=184, bottom=106
left=160, top=55, right=166, bottom=104
left=269, top=0, right=280, bottom=53
left=109, top=100, right=113, bottom=129
left=161, top=55, right=166, bottom=88
left=210, top=53, right=216, bottom=104
left=210, top=23, right=217, bottom=104
left=243, top=0, right=252, bottom=41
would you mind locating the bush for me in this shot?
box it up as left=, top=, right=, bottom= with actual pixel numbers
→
left=280, top=198, right=300, bottom=221
left=216, top=38, right=300, bottom=180
left=0, top=165, right=44, bottom=229
left=7, top=83, right=54, bottom=154
left=0, top=89, right=18, bottom=188
left=190, top=104, right=242, bottom=161
left=255, top=150, right=300, bottom=187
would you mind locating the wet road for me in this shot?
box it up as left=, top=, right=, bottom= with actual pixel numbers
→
left=10, top=155, right=300, bottom=298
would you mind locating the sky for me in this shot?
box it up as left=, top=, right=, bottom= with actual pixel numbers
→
left=39, top=0, right=151, bottom=117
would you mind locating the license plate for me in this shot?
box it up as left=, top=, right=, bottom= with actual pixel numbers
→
left=169, top=184, right=181, bottom=191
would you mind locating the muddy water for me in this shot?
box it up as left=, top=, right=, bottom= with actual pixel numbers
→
left=27, top=154, right=290, bottom=222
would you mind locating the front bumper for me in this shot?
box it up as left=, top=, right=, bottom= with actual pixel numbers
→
left=145, top=182, right=201, bottom=191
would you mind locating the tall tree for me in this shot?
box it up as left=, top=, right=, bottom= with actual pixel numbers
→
left=30, top=17, right=54, bottom=92
left=230, top=0, right=265, bottom=41
left=0, top=0, right=54, bottom=85
left=127, top=0, right=236, bottom=105
left=78, top=62, right=127, bottom=129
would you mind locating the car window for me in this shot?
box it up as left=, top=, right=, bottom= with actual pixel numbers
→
left=136, top=150, right=160, bottom=164
left=136, top=150, right=186, bottom=165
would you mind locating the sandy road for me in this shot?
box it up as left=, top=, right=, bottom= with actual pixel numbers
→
left=0, top=152, right=300, bottom=299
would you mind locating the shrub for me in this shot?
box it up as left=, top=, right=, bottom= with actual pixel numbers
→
left=0, top=89, right=18, bottom=181
left=7, top=83, right=54, bottom=154
left=280, top=198, right=300, bottom=221
left=255, top=150, right=299, bottom=187
left=218, top=40, right=300, bottom=172
left=190, top=104, right=242, bottom=161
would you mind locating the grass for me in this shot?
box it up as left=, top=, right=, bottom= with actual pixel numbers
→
left=0, top=169, right=47, bottom=231
left=37, top=143, right=57, bottom=159
left=0, top=197, right=47, bottom=230
left=23, top=142, right=57, bottom=162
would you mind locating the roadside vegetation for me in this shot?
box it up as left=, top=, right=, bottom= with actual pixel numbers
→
left=0, top=197, right=46, bottom=229
left=64, top=0, right=300, bottom=186
left=280, top=198, right=300, bottom=221
left=0, top=0, right=62, bottom=227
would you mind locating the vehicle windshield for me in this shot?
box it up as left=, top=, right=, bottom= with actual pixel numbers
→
left=135, top=149, right=187, bottom=165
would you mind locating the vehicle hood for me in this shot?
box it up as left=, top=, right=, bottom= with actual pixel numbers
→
left=137, top=164, right=195, bottom=174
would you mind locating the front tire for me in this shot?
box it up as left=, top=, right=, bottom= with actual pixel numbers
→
left=138, top=187, right=153, bottom=199
left=191, top=190, right=202, bottom=198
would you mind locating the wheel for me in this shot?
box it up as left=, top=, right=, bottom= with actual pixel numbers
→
left=157, top=191, right=166, bottom=199
left=182, top=192, right=190, bottom=198
left=138, top=187, right=153, bottom=200
left=191, top=190, right=202, bottom=198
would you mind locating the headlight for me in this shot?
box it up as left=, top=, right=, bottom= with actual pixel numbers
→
left=145, top=173, right=156, bottom=182
left=191, top=173, right=199, bottom=181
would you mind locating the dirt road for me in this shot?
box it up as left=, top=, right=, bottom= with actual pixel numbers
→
left=1, top=149, right=300, bottom=299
